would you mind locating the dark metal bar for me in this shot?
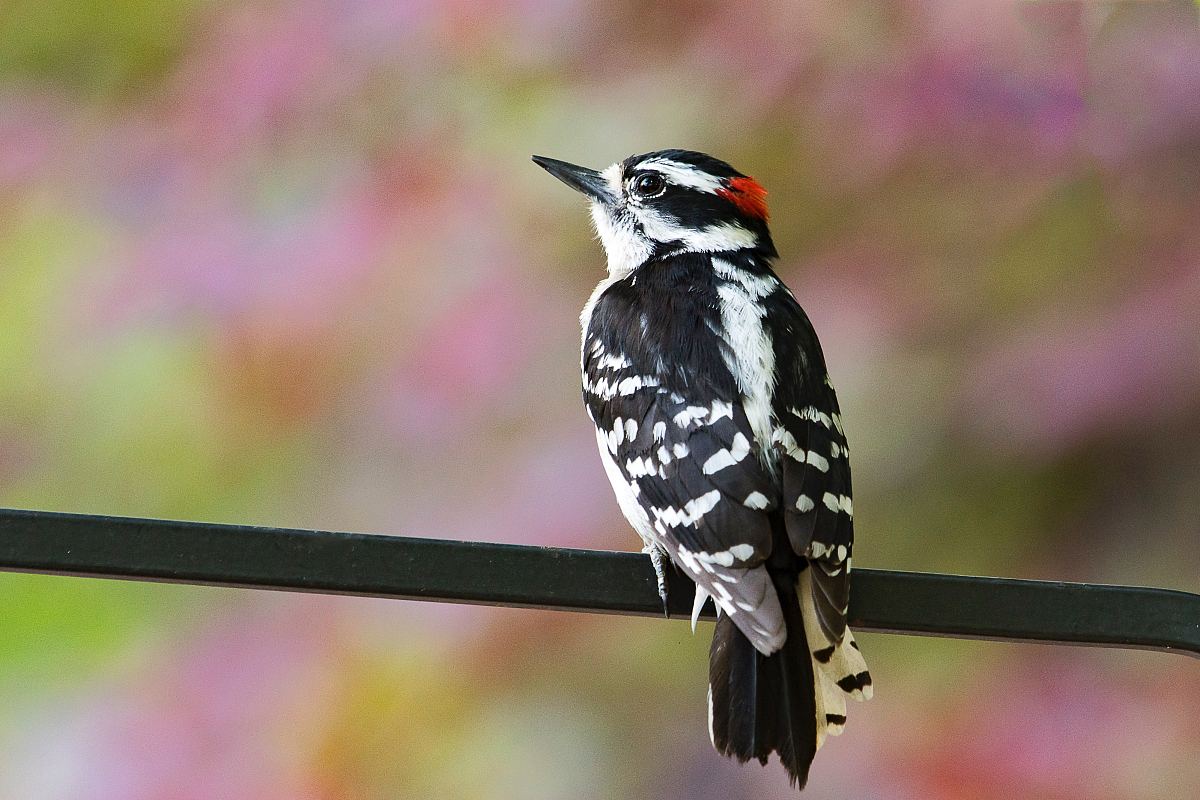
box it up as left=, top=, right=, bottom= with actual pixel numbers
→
left=1, top=508, right=1197, bottom=658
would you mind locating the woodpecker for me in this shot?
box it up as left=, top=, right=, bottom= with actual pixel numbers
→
left=534, top=150, right=872, bottom=789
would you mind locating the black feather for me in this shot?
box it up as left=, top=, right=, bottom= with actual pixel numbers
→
left=709, top=565, right=818, bottom=788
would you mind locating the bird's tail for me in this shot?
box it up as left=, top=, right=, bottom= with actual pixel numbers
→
left=707, top=565, right=871, bottom=789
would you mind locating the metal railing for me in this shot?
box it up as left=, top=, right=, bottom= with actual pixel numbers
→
left=1, top=508, right=1197, bottom=658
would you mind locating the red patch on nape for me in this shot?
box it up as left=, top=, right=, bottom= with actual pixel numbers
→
left=717, top=176, right=769, bottom=221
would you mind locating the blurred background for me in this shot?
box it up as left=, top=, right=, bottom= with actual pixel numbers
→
left=1, top=1, right=1198, bottom=797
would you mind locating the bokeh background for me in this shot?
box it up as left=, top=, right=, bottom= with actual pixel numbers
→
left=1, top=1, right=1198, bottom=797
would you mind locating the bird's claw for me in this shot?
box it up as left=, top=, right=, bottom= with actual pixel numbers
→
left=644, top=543, right=670, bottom=617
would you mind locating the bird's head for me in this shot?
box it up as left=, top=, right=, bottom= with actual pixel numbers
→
left=533, top=149, right=776, bottom=276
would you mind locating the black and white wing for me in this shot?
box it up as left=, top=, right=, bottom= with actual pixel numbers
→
left=774, top=374, right=854, bottom=644
left=583, top=341, right=787, bottom=654
left=767, top=299, right=872, bottom=722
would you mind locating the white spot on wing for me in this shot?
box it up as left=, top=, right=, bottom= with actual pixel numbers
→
left=708, top=400, right=734, bottom=423
left=772, top=427, right=805, bottom=460
left=792, top=405, right=834, bottom=429
left=701, top=432, right=751, bottom=474
left=806, top=450, right=830, bottom=472
left=651, top=490, right=721, bottom=528
left=744, top=490, right=770, bottom=509
left=711, top=580, right=733, bottom=603
left=618, top=375, right=659, bottom=395
left=595, top=352, right=632, bottom=371
left=820, top=493, right=853, bottom=516
left=693, top=542, right=757, bottom=569
left=698, top=550, right=735, bottom=567
left=729, top=543, right=755, bottom=560
left=673, top=406, right=709, bottom=427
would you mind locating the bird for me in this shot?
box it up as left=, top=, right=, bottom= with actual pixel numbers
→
left=533, top=149, right=872, bottom=789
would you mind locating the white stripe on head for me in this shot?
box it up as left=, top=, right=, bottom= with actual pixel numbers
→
left=637, top=158, right=724, bottom=193
left=638, top=209, right=757, bottom=253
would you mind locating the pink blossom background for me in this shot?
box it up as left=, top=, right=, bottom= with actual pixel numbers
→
left=1, top=1, right=1198, bottom=797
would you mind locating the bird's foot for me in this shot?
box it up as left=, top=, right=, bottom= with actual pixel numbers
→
left=643, top=543, right=670, bottom=617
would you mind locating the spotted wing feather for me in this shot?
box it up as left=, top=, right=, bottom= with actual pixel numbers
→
left=584, top=345, right=785, bottom=652
left=776, top=377, right=854, bottom=644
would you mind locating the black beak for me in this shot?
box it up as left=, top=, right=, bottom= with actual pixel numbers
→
left=532, top=155, right=617, bottom=204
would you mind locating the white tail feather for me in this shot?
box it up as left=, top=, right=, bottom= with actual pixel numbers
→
left=797, top=568, right=872, bottom=750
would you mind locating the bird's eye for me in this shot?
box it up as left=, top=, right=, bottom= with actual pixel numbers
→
left=631, top=173, right=666, bottom=199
